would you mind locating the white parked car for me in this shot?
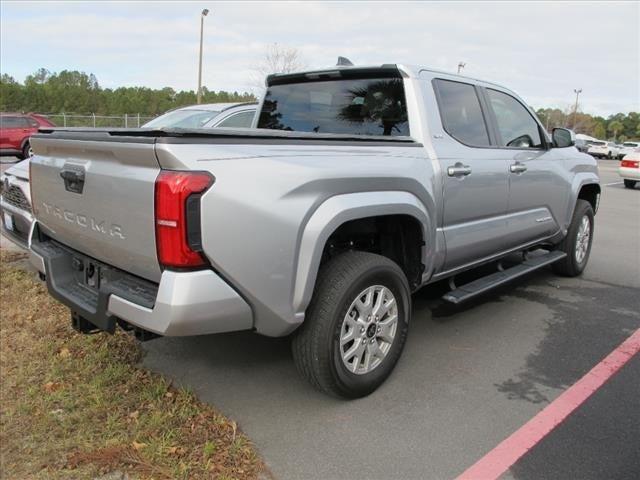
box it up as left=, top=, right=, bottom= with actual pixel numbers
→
left=619, top=147, right=640, bottom=189
left=618, top=141, right=640, bottom=160
left=0, top=159, right=33, bottom=249
left=587, top=141, right=619, bottom=159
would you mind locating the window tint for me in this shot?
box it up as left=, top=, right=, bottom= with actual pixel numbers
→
left=258, top=77, right=409, bottom=136
left=487, top=89, right=542, bottom=148
left=26, top=118, right=39, bottom=127
left=434, top=79, right=490, bottom=146
left=215, top=110, right=255, bottom=128
left=0, top=116, right=27, bottom=128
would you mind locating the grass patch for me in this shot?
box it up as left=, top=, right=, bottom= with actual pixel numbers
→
left=0, top=249, right=265, bottom=479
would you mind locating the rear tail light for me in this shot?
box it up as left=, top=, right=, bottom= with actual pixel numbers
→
left=154, top=170, right=214, bottom=268
left=621, top=160, right=639, bottom=169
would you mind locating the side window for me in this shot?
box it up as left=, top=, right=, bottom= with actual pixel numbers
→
left=434, top=79, right=490, bottom=146
left=486, top=89, right=542, bottom=148
left=215, top=110, right=255, bottom=128
left=0, top=116, right=23, bottom=128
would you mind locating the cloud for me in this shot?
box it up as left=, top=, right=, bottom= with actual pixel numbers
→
left=1, top=1, right=638, bottom=116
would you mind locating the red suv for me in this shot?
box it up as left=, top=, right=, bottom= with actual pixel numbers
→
left=0, top=113, right=55, bottom=160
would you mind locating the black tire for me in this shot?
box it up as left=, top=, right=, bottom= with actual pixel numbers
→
left=607, top=151, right=612, bottom=159
left=21, top=141, right=32, bottom=160
left=291, top=251, right=411, bottom=398
left=624, top=179, right=637, bottom=189
left=552, top=199, right=594, bottom=277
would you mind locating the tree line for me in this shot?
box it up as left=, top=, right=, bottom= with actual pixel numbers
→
left=536, top=108, right=639, bottom=143
left=0, top=69, right=256, bottom=116
left=1, top=68, right=638, bottom=141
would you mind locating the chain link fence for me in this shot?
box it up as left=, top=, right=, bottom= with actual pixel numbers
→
left=40, top=113, right=157, bottom=128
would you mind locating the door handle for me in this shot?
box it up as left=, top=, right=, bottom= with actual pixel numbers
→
left=447, top=165, right=472, bottom=177
left=59, top=165, right=86, bottom=194
left=510, top=163, right=528, bottom=174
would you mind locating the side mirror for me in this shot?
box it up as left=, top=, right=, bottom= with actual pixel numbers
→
left=552, top=128, right=575, bottom=148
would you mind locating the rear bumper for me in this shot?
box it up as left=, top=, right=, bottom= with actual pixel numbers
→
left=619, top=167, right=640, bottom=180
left=30, top=236, right=253, bottom=337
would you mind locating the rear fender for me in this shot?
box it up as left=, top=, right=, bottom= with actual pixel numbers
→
left=292, top=191, right=432, bottom=321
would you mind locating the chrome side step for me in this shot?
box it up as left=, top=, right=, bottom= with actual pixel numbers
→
left=442, top=250, right=566, bottom=304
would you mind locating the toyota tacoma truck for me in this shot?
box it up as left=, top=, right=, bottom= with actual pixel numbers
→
left=28, top=64, right=600, bottom=398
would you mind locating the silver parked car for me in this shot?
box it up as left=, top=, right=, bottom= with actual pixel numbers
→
left=142, top=102, right=257, bottom=129
left=28, top=64, right=599, bottom=398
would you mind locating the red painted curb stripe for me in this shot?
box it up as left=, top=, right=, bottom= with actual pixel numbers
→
left=457, top=328, right=640, bottom=480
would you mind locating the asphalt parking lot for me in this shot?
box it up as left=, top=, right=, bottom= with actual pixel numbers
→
left=139, top=159, right=639, bottom=479
left=2, top=157, right=638, bottom=479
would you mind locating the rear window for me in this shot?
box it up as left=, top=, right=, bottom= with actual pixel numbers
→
left=257, top=76, right=409, bottom=136
left=144, top=109, right=220, bottom=129
left=433, top=79, right=490, bottom=146
left=623, top=142, right=639, bottom=147
left=592, top=141, right=606, bottom=146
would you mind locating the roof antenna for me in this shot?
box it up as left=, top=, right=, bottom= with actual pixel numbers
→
left=336, top=56, right=354, bottom=67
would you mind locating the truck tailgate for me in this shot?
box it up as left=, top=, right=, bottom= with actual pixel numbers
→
left=30, top=132, right=162, bottom=282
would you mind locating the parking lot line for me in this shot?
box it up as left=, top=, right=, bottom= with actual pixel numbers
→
left=456, top=328, right=640, bottom=480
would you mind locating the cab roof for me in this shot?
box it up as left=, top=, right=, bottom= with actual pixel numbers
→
left=266, top=63, right=511, bottom=91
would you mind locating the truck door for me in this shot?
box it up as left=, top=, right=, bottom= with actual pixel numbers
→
left=480, top=87, right=569, bottom=250
left=432, top=79, right=511, bottom=271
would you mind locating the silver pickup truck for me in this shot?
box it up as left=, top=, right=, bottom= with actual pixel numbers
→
left=28, top=64, right=600, bottom=398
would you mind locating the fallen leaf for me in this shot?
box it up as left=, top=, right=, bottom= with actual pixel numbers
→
left=58, top=347, right=71, bottom=358
left=132, top=441, right=146, bottom=451
left=165, top=391, right=174, bottom=399
left=129, top=410, right=139, bottom=420
left=43, top=381, right=62, bottom=393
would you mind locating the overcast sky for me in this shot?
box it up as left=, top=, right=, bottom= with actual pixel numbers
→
left=1, top=1, right=638, bottom=116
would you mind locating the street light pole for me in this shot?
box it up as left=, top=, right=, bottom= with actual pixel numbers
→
left=197, top=8, right=209, bottom=104
left=457, top=62, right=466, bottom=74
left=572, top=88, right=582, bottom=130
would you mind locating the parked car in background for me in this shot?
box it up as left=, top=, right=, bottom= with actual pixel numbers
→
left=574, top=138, right=591, bottom=153
left=587, top=141, right=619, bottom=159
left=0, top=159, right=32, bottom=248
left=0, top=113, right=55, bottom=160
left=619, top=147, right=640, bottom=189
left=143, top=103, right=257, bottom=129
left=619, top=141, right=640, bottom=159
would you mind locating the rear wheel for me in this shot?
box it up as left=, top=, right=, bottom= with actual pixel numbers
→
left=624, top=179, right=637, bottom=189
left=553, top=200, right=594, bottom=277
left=291, top=251, right=411, bottom=398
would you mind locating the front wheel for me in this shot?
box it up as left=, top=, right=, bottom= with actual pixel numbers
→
left=624, top=179, right=637, bottom=189
left=292, top=251, right=411, bottom=398
left=21, top=141, right=33, bottom=160
left=553, top=200, right=594, bottom=277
